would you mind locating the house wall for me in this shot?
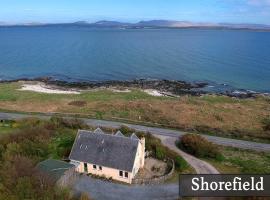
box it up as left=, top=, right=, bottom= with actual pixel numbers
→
left=75, top=162, right=133, bottom=184
left=131, top=138, right=145, bottom=177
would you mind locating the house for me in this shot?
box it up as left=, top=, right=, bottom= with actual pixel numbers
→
left=69, top=128, right=145, bottom=184
left=37, top=159, right=77, bottom=187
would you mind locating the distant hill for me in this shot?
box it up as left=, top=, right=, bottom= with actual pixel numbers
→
left=135, top=20, right=218, bottom=28
left=93, top=20, right=132, bottom=27
left=1, top=20, right=270, bottom=30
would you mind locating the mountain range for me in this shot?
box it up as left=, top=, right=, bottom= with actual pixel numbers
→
left=1, top=20, right=270, bottom=30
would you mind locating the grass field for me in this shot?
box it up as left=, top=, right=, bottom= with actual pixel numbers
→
left=0, top=120, right=17, bottom=135
left=205, top=146, right=270, bottom=174
left=0, top=81, right=270, bottom=142
left=0, top=126, right=15, bottom=134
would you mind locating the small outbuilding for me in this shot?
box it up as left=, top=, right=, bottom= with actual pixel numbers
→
left=37, top=159, right=77, bottom=187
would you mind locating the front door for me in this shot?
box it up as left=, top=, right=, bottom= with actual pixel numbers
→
left=84, top=163, right=88, bottom=173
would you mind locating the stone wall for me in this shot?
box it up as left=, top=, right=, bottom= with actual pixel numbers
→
left=132, top=159, right=175, bottom=185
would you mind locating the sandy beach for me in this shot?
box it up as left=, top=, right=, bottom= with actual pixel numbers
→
left=19, top=83, right=80, bottom=94
left=18, top=82, right=165, bottom=97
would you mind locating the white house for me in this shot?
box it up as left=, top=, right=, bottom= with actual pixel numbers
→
left=69, top=128, right=145, bottom=184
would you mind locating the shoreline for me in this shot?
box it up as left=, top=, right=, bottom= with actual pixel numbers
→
left=0, top=77, right=268, bottom=98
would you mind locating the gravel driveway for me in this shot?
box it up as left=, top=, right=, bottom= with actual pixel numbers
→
left=155, top=135, right=219, bottom=174
left=73, top=175, right=179, bottom=200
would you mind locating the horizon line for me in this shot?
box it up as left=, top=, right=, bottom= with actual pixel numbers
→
left=1, top=19, right=270, bottom=26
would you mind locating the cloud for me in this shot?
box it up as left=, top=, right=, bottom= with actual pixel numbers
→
left=248, top=0, right=270, bottom=6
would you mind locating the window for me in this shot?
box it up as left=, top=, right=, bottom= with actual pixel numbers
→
left=119, top=170, right=123, bottom=177
left=125, top=172, right=128, bottom=178
left=93, top=165, right=97, bottom=170
left=84, top=163, right=88, bottom=173
left=99, top=166, right=102, bottom=171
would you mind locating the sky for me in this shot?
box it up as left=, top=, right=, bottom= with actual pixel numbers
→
left=0, top=0, right=270, bottom=24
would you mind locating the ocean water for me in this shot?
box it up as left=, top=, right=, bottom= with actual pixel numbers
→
left=0, top=26, right=270, bottom=92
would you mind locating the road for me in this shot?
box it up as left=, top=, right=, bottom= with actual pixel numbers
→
left=1, top=112, right=269, bottom=152
left=74, top=175, right=179, bottom=200
left=155, top=135, right=219, bottom=174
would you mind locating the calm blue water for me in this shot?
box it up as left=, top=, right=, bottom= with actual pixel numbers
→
left=0, top=26, right=270, bottom=92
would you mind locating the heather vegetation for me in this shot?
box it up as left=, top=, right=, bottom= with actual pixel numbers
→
left=0, top=117, right=89, bottom=200
left=262, top=116, right=270, bottom=131
left=0, top=82, right=270, bottom=142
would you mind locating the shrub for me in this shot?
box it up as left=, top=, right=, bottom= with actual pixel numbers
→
left=178, top=134, right=223, bottom=160
left=17, top=117, right=42, bottom=128
left=0, top=119, right=77, bottom=200
left=119, top=125, right=135, bottom=136
left=174, top=156, right=188, bottom=170
left=49, top=116, right=87, bottom=129
left=155, top=146, right=165, bottom=160
left=262, top=117, right=270, bottom=131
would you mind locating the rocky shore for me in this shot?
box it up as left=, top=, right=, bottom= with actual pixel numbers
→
left=0, top=77, right=265, bottom=98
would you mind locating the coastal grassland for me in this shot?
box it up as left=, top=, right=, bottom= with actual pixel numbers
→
left=0, top=82, right=270, bottom=142
left=205, top=147, right=270, bottom=174
left=177, top=134, right=270, bottom=174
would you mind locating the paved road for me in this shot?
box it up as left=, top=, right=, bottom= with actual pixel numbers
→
left=155, top=135, right=219, bottom=174
left=1, top=112, right=270, bottom=152
left=74, top=175, right=179, bottom=200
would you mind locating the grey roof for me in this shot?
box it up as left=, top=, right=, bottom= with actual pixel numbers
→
left=94, top=128, right=104, bottom=134
left=115, top=131, right=125, bottom=137
left=37, top=159, right=74, bottom=181
left=131, top=133, right=139, bottom=140
left=69, top=130, right=139, bottom=172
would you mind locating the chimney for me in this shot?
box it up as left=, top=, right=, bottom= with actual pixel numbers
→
left=140, top=137, right=145, bottom=168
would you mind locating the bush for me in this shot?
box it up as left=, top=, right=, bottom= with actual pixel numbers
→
left=174, top=156, right=188, bottom=170
left=49, top=116, right=87, bottom=129
left=155, top=146, right=165, bottom=160
left=178, top=134, right=223, bottom=161
left=262, top=117, right=270, bottom=131
left=0, top=118, right=79, bottom=200
left=119, top=125, right=135, bottom=136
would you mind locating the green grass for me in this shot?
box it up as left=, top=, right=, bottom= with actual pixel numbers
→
left=0, top=82, right=164, bottom=102
left=0, top=121, right=17, bottom=135
left=0, top=126, right=16, bottom=134
left=207, top=147, right=270, bottom=174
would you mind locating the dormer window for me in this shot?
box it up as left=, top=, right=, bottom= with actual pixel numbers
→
left=93, top=165, right=97, bottom=170
left=99, top=166, right=102, bottom=171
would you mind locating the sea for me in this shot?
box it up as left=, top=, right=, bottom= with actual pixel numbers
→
left=0, top=26, right=270, bottom=92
